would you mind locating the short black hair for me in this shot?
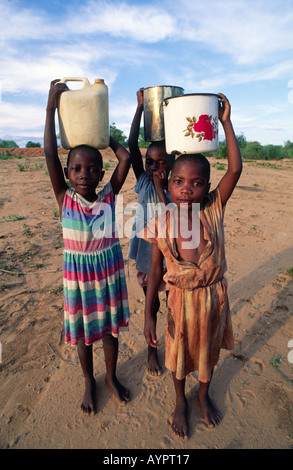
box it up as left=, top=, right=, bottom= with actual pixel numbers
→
left=147, top=139, right=175, bottom=170
left=171, top=153, right=210, bottom=181
left=66, top=145, right=103, bottom=169
left=148, top=140, right=166, bottom=151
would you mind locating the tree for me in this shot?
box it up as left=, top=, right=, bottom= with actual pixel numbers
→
left=137, top=128, right=150, bottom=148
left=110, top=123, right=127, bottom=146
left=237, top=133, right=247, bottom=149
left=213, top=134, right=246, bottom=159
left=26, top=141, right=41, bottom=148
left=261, top=144, right=282, bottom=160
left=282, top=140, right=293, bottom=158
left=217, top=141, right=227, bottom=158
left=284, top=140, right=293, bottom=149
left=242, top=141, right=263, bottom=159
left=0, top=139, right=19, bottom=148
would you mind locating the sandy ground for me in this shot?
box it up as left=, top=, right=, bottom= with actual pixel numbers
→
left=0, top=147, right=293, bottom=450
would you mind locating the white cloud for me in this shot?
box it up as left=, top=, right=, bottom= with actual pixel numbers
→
left=171, top=57, right=293, bottom=96
left=64, top=0, right=176, bottom=43
left=0, top=0, right=53, bottom=41
left=1, top=0, right=292, bottom=145
left=0, top=102, right=45, bottom=131
left=1, top=0, right=177, bottom=46
left=109, top=99, right=137, bottom=137
left=1, top=55, right=83, bottom=94
left=173, top=0, right=293, bottom=65
left=240, top=125, right=283, bottom=132
left=2, top=0, right=293, bottom=66
left=0, top=42, right=120, bottom=95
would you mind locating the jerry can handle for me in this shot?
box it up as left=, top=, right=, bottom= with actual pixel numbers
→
left=59, top=77, right=91, bottom=87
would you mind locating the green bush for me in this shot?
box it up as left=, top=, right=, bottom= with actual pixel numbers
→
left=282, top=141, right=293, bottom=159
left=110, top=123, right=127, bottom=146
left=137, top=128, right=150, bottom=148
left=0, top=139, right=19, bottom=148
left=211, top=134, right=293, bottom=161
left=241, top=141, right=263, bottom=160
left=26, top=141, right=41, bottom=148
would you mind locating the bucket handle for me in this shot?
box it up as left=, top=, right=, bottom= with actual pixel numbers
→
left=59, top=77, right=91, bottom=87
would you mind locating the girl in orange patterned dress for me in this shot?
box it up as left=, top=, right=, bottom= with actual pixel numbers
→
left=140, top=94, right=242, bottom=439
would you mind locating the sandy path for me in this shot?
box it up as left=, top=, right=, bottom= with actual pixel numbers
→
left=0, top=150, right=292, bottom=449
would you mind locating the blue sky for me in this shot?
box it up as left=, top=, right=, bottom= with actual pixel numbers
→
left=0, top=0, right=293, bottom=147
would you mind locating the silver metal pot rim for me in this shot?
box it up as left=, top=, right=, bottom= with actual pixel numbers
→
left=143, top=85, right=184, bottom=91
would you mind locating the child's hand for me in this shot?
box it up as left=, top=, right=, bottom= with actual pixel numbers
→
left=47, top=79, right=68, bottom=110
left=218, top=93, right=231, bottom=124
left=137, top=88, right=144, bottom=108
left=144, top=316, right=158, bottom=349
left=153, top=168, right=167, bottom=190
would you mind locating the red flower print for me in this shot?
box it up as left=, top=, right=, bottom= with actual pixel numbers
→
left=193, top=114, right=214, bottom=141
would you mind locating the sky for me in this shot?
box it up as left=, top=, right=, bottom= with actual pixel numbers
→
left=0, top=0, right=293, bottom=147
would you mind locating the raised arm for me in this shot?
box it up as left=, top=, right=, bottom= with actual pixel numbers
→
left=44, top=79, right=69, bottom=211
left=153, top=169, right=169, bottom=205
left=109, top=136, right=131, bottom=195
left=217, top=93, right=242, bottom=205
left=128, top=88, right=144, bottom=180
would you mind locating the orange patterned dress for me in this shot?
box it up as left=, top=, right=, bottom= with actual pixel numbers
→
left=139, top=187, right=234, bottom=382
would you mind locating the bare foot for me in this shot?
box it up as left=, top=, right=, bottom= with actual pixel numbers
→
left=170, top=396, right=188, bottom=440
left=81, top=376, right=96, bottom=414
left=198, top=392, right=222, bottom=428
left=105, top=375, right=130, bottom=405
left=146, top=346, right=162, bottom=376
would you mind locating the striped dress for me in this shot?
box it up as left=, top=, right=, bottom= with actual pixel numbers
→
left=62, top=182, right=129, bottom=346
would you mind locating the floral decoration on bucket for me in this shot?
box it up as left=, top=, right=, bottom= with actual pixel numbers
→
left=183, top=114, right=218, bottom=142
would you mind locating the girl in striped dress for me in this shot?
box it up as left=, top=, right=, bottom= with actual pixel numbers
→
left=44, top=79, right=131, bottom=414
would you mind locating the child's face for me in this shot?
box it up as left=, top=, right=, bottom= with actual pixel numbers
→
left=145, top=146, right=169, bottom=181
left=168, top=160, right=210, bottom=211
left=67, top=148, right=103, bottom=201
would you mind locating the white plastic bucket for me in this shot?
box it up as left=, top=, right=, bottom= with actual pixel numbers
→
left=57, top=77, right=109, bottom=150
left=143, top=85, right=184, bottom=141
left=163, top=93, right=220, bottom=154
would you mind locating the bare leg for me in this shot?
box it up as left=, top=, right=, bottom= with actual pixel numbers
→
left=77, top=338, right=96, bottom=414
left=170, top=373, right=188, bottom=439
left=198, top=370, right=222, bottom=427
left=143, top=286, right=162, bottom=376
left=103, top=334, right=130, bottom=405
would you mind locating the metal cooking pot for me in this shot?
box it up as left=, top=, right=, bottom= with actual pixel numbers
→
left=143, top=86, right=184, bottom=142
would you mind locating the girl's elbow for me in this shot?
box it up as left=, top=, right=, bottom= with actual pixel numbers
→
left=123, top=152, right=131, bottom=167
left=231, top=160, right=242, bottom=178
left=238, top=161, right=243, bottom=176
left=232, top=168, right=242, bottom=184
left=117, top=148, right=131, bottom=164
left=235, top=165, right=242, bottom=177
